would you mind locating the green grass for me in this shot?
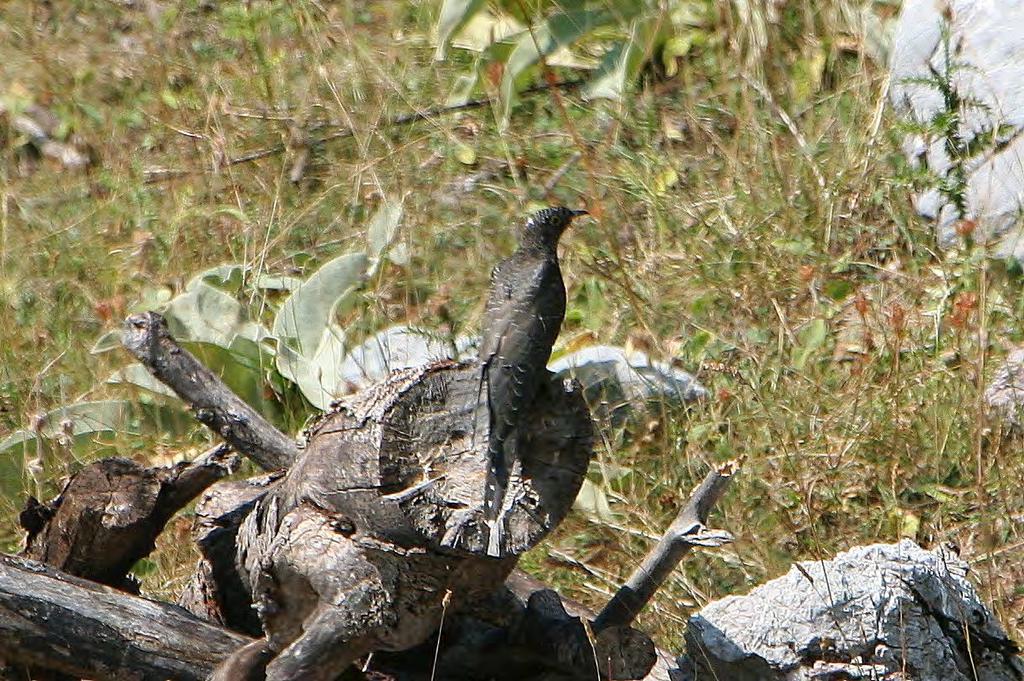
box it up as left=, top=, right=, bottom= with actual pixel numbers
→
left=2, top=0, right=1022, bottom=648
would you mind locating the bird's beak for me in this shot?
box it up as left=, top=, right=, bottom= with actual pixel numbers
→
left=570, top=209, right=589, bottom=218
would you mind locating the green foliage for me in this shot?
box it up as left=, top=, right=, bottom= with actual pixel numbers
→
left=434, top=0, right=710, bottom=122
left=0, top=202, right=406, bottom=461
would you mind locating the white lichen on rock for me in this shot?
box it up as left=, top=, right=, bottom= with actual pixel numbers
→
left=677, top=540, right=1023, bottom=681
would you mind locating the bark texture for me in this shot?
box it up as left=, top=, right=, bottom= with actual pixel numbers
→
left=217, top=359, right=594, bottom=679
left=0, top=555, right=250, bottom=681
left=19, top=446, right=237, bottom=592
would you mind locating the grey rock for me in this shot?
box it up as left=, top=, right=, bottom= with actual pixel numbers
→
left=335, top=325, right=476, bottom=391
left=336, top=330, right=707, bottom=423
left=890, top=0, right=1024, bottom=254
left=679, top=540, right=1023, bottom=681
left=984, top=346, right=1024, bottom=429
left=548, top=345, right=706, bottom=424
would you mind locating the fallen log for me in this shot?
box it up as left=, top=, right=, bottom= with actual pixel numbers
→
left=1, top=310, right=734, bottom=681
left=20, top=444, right=237, bottom=592
left=0, top=554, right=250, bottom=681
left=219, top=359, right=594, bottom=678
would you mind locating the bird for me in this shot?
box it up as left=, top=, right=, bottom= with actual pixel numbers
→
left=478, top=206, right=588, bottom=557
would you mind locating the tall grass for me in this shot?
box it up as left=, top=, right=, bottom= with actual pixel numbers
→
left=1, top=0, right=1020, bottom=644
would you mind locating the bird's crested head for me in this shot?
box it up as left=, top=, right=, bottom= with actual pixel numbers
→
left=521, top=206, right=588, bottom=249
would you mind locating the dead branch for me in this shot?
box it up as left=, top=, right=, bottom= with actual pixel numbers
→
left=0, top=554, right=251, bottom=681
left=121, top=312, right=298, bottom=469
left=594, top=460, right=738, bottom=632
left=20, top=444, right=238, bottom=591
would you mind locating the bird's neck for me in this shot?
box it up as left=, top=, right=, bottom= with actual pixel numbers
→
left=517, top=233, right=560, bottom=258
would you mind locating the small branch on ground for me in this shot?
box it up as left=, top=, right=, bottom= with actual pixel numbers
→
left=594, top=460, right=739, bottom=632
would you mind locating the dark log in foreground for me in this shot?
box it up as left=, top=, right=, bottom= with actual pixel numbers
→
left=0, top=554, right=250, bottom=681
left=20, top=444, right=237, bottom=592
left=594, top=460, right=737, bottom=632
left=372, top=581, right=657, bottom=681
left=122, top=312, right=298, bottom=470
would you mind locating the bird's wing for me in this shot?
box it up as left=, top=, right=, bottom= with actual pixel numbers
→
left=480, top=261, right=564, bottom=425
left=479, top=258, right=548, bottom=365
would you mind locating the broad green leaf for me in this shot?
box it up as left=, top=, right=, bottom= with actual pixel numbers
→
left=91, top=329, right=124, bottom=354
left=447, top=72, right=481, bottom=106
left=584, top=16, right=660, bottom=100
left=499, top=8, right=614, bottom=125
left=274, top=327, right=348, bottom=411
left=573, top=478, right=615, bottom=522
left=185, top=340, right=283, bottom=423
left=254, top=274, right=304, bottom=291
left=435, top=0, right=487, bottom=60
left=165, top=282, right=268, bottom=348
left=187, top=263, right=246, bottom=294
left=449, top=10, right=524, bottom=52
left=366, top=200, right=405, bottom=261
left=107, top=363, right=179, bottom=398
left=272, top=252, right=369, bottom=358
left=133, top=286, right=173, bottom=313
left=388, top=243, right=410, bottom=267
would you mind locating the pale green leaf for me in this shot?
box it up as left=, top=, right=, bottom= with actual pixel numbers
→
left=274, top=327, right=349, bottom=411
left=435, top=0, right=487, bottom=60
left=254, top=274, right=304, bottom=291
left=499, top=8, right=613, bottom=125
left=272, top=252, right=368, bottom=358
left=165, top=282, right=268, bottom=348
left=584, top=16, right=659, bottom=101
left=366, top=200, right=405, bottom=261
left=187, top=263, right=246, bottom=293
left=185, top=340, right=282, bottom=421
left=107, top=363, right=179, bottom=398
left=573, top=478, right=615, bottom=522
left=90, top=329, right=124, bottom=355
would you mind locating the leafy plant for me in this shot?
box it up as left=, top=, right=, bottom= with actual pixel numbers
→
left=0, top=200, right=407, bottom=465
left=435, top=0, right=713, bottom=123
left=898, top=21, right=1010, bottom=223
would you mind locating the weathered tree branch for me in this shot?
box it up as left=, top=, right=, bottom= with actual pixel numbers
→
left=0, top=555, right=251, bottom=681
left=20, top=444, right=238, bottom=591
left=121, top=312, right=298, bottom=469
left=594, top=460, right=738, bottom=632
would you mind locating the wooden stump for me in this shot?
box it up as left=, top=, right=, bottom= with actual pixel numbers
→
left=221, top=360, right=594, bottom=679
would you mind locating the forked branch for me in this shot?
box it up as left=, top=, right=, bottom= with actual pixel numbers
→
left=594, top=460, right=738, bottom=632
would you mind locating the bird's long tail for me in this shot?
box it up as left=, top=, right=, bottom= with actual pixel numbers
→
left=483, top=434, right=510, bottom=557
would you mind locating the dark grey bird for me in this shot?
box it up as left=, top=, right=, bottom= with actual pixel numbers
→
left=479, top=206, right=588, bottom=556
